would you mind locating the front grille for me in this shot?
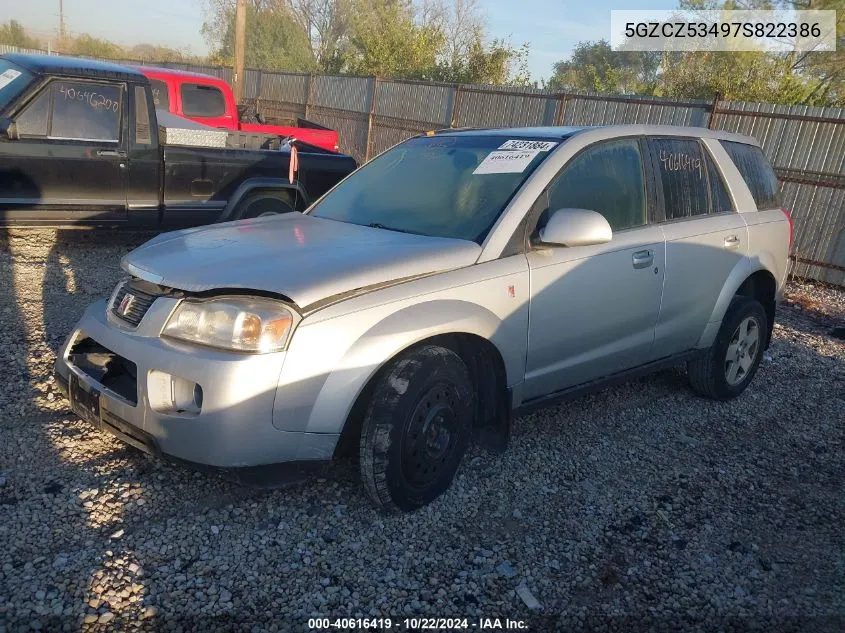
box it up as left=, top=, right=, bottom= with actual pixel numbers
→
left=110, top=280, right=160, bottom=327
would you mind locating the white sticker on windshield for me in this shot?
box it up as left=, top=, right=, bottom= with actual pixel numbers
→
left=473, top=149, right=540, bottom=175
left=498, top=139, right=557, bottom=152
left=0, top=69, right=22, bottom=91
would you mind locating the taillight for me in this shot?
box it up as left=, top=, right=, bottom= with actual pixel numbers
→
left=781, top=208, right=793, bottom=251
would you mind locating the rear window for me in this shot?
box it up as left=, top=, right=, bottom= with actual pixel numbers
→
left=720, top=141, right=780, bottom=210
left=180, top=83, right=225, bottom=118
left=149, top=79, right=170, bottom=110
left=0, top=60, right=35, bottom=112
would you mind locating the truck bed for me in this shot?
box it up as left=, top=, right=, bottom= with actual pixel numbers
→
left=160, top=144, right=356, bottom=227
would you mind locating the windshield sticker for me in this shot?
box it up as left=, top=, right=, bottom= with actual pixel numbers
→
left=473, top=149, right=540, bottom=175
left=0, top=69, right=22, bottom=91
left=498, top=139, right=557, bottom=152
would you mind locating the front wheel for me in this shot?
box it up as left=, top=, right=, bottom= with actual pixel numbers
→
left=687, top=296, right=768, bottom=400
left=359, top=345, right=475, bottom=513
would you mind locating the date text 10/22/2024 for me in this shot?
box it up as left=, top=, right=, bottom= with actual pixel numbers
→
left=308, top=617, right=529, bottom=630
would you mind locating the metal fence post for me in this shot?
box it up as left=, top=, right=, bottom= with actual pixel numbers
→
left=554, top=94, right=569, bottom=126
left=305, top=72, right=315, bottom=120
left=365, top=77, right=379, bottom=162
left=708, top=92, right=722, bottom=129
left=449, top=85, right=463, bottom=128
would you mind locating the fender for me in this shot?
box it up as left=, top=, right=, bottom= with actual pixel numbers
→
left=696, top=256, right=777, bottom=348
left=217, top=178, right=310, bottom=222
left=273, top=299, right=521, bottom=435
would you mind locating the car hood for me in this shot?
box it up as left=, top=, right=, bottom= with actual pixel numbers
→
left=121, top=214, right=482, bottom=309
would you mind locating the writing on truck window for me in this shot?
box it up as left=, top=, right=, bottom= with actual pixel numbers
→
left=659, top=149, right=703, bottom=179
left=59, top=84, right=119, bottom=113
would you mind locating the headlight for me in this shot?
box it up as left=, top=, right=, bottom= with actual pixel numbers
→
left=162, top=297, right=296, bottom=353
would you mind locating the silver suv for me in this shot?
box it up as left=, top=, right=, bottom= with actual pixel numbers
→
left=55, top=125, right=791, bottom=512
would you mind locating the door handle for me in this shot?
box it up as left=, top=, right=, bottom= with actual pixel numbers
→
left=97, top=149, right=127, bottom=158
left=724, top=235, right=740, bottom=249
left=632, top=249, right=654, bottom=269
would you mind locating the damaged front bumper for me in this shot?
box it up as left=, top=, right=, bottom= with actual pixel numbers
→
left=54, top=299, right=338, bottom=484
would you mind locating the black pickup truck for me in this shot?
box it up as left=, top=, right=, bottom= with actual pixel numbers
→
left=0, top=53, right=357, bottom=227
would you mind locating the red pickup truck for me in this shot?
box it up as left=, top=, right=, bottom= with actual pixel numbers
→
left=138, top=66, right=340, bottom=152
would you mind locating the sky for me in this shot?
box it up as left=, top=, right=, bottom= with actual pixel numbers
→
left=1, top=0, right=680, bottom=80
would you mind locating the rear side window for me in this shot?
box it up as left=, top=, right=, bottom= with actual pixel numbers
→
left=180, top=84, right=225, bottom=118
left=547, top=138, right=646, bottom=232
left=650, top=138, right=709, bottom=220
left=134, top=85, right=152, bottom=146
left=149, top=79, right=170, bottom=110
left=720, top=141, right=780, bottom=210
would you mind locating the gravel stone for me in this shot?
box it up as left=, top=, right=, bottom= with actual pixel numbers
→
left=0, top=231, right=843, bottom=631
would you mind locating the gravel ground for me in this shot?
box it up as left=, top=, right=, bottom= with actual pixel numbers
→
left=0, top=229, right=843, bottom=633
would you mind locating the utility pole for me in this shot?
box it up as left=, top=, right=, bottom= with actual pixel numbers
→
left=233, top=0, right=247, bottom=103
left=58, top=0, right=66, bottom=39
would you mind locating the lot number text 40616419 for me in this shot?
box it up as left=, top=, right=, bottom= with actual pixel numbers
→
left=307, top=617, right=528, bottom=630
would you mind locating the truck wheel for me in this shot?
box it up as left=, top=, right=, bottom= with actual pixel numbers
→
left=359, top=345, right=474, bottom=513
left=687, top=296, right=768, bottom=400
left=234, top=191, right=295, bottom=219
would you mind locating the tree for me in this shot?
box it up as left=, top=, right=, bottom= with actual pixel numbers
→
left=674, top=0, right=845, bottom=104
left=215, top=2, right=316, bottom=71
left=426, top=0, right=531, bottom=85
left=548, top=40, right=660, bottom=94
left=129, top=44, right=198, bottom=62
left=70, top=34, right=124, bottom=59
left=342, top=0, right=443, bottom=78
left=284, top=0, right=353, bottom=72
left=0, top=20, right=42, bottom=50
left=204, top=0, right=529, bottom=82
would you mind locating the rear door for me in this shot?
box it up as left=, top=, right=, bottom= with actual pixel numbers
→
left=0, top=77, right=127, bottom=224
left=523, top=137, right=666, bottom=400
left=648, top=136, right=749, bottom=359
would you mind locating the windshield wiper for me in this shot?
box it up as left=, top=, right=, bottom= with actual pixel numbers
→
left=366, top=222, right=418, bottom=235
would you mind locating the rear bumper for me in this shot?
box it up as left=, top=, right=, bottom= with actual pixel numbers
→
left=54, top=299, right=339, bottom=471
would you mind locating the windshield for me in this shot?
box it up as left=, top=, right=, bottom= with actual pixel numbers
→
left=0, top=60, right=35, bottom=113
left=309, top=134, right=558, bottom=243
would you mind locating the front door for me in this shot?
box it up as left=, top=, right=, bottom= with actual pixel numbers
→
left=0, top=78, right=127, bottom=224
left=524, top=138, right=665, bottom=400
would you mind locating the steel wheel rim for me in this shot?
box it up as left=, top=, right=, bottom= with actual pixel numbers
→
left=725, top=316, right=760, bottom=386
left=401, top=383, right=459, bottom=490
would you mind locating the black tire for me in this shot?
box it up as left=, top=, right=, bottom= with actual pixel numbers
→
left=233, top=191, right=295, bottom=219
left=687, top=296, right=768, bottom=400
left=359, top=345, right=475, bottom=513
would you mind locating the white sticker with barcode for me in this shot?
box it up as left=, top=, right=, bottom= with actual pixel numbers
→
left=498, top=139, right=557, bottom=151
left=0, top=69, right=22, bottom=90
left=473, top=149, right=540, bottom=174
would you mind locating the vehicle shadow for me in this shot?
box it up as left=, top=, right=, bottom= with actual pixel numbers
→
left=1, top=225, right=843, bottom=631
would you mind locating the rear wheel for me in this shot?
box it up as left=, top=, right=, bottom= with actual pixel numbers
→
left=687, top=296, right=767, bottom=400
left=233, top=190, right=295, bottom=219
left=359, top=345, right=475, bottom=513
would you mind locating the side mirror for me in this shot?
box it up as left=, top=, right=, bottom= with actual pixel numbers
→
left=537, top=208, right=612, bottom=247
left=0, top=118, right=19, bottom=141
